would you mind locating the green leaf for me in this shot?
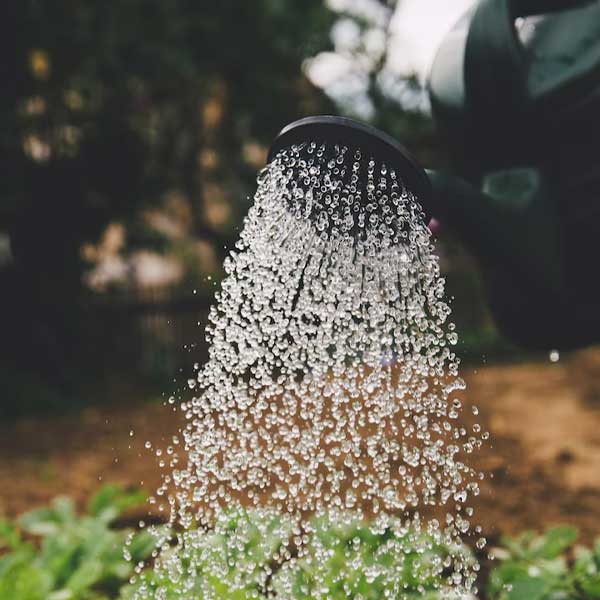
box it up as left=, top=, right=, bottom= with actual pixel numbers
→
left=52, top=498, right=77, bottom=523
left=19, top=497, right=77, bottom=537
left=0, top=519, right=22, bottom=550
left=0, top=552, right=53, bottom=600
left=88, top=485, right=147, bottom=521
left=128, top=529, right=159, bottom=563
left=593, top=537, right=600, bottom=562
left=580, top=577, right=600, bottom=598
left=109, top=559, right=132, bottom=580
left=507, top=576, right=549, bottom=600
left=534, top=527, right=578, bottom=559
left=64, top=558, right=104, bottom=594
left=19, top=508, right=61, bottom=537
left=48, top=590, right=74, bottom=600
left=500, top=531, right=536, bottom=560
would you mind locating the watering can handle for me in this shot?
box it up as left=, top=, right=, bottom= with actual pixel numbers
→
left=512, top=0, right=594, bottom=16
left=464, top=0, right=594, bottom=134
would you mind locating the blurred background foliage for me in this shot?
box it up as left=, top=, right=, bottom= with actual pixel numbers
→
left=0, top=0, right=503, bottom=418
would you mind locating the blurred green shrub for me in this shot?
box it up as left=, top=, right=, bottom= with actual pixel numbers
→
left=122, top=510, right=474, bottom=599
left=18, top=489, right=600, bottom=599
left=120, top=507, right=293, bottom=599
left=270, top=513, right=474, bottom=599
left=0, top=486, right=474, bottom=599
left=0, top=485, right=152, bottom=600
left=488, top=526, right=600, bottom=600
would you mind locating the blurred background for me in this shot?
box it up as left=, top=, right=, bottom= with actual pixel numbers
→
left=3, top=0, right=600, bottom=558
left=2, top=0, right=504, bottom=421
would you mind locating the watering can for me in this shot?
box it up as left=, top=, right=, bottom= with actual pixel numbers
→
left=427, top=0, right=600, bottom=350
left=268, top=0, right=600, bottom=351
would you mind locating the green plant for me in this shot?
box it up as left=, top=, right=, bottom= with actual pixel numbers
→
left=488, top=526, right=600, bottom=600
left=122, top=510, right=472, bottom=599
left=270, top=513, right=473, bottom=599
left=0, top=485, right=153, bottom=600
left=120, top=507, right=293, bottom=599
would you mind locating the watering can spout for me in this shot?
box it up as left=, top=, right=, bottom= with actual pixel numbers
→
left=268, top=115, right=600, bottom=349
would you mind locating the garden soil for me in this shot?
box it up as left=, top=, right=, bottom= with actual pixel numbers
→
left=2, top=347, right=600, bottom=545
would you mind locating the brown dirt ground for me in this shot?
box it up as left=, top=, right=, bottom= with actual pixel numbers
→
left=2, top=347, right=600, bottom=546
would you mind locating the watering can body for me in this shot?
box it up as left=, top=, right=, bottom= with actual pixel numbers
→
left=428, top=0, right=600, bottom=350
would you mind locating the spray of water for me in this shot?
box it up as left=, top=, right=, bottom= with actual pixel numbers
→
left=129, top=141, right=486, bottom=598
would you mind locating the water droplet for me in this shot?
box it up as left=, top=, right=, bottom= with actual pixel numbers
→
left=132, top=140, right=484, bottom=598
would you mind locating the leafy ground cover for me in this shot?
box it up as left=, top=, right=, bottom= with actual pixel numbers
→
left=0, top=486, right=153, bottom=600
left=488, top=525, right=600, bottom=600
left=4, top=349, right=600, bottom=544
left=2, top=485, right=600, bottom=599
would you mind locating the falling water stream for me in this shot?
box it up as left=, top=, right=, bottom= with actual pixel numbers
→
left=129, top=141, right=486, bottom=598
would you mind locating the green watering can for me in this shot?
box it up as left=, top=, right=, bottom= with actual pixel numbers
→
left=269, top=0, right=600, bottom=351
left=428, top=0, right=600, bottom=350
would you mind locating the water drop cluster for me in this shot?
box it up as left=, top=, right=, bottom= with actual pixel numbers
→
left=130, top=141, right=486, bottom=598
